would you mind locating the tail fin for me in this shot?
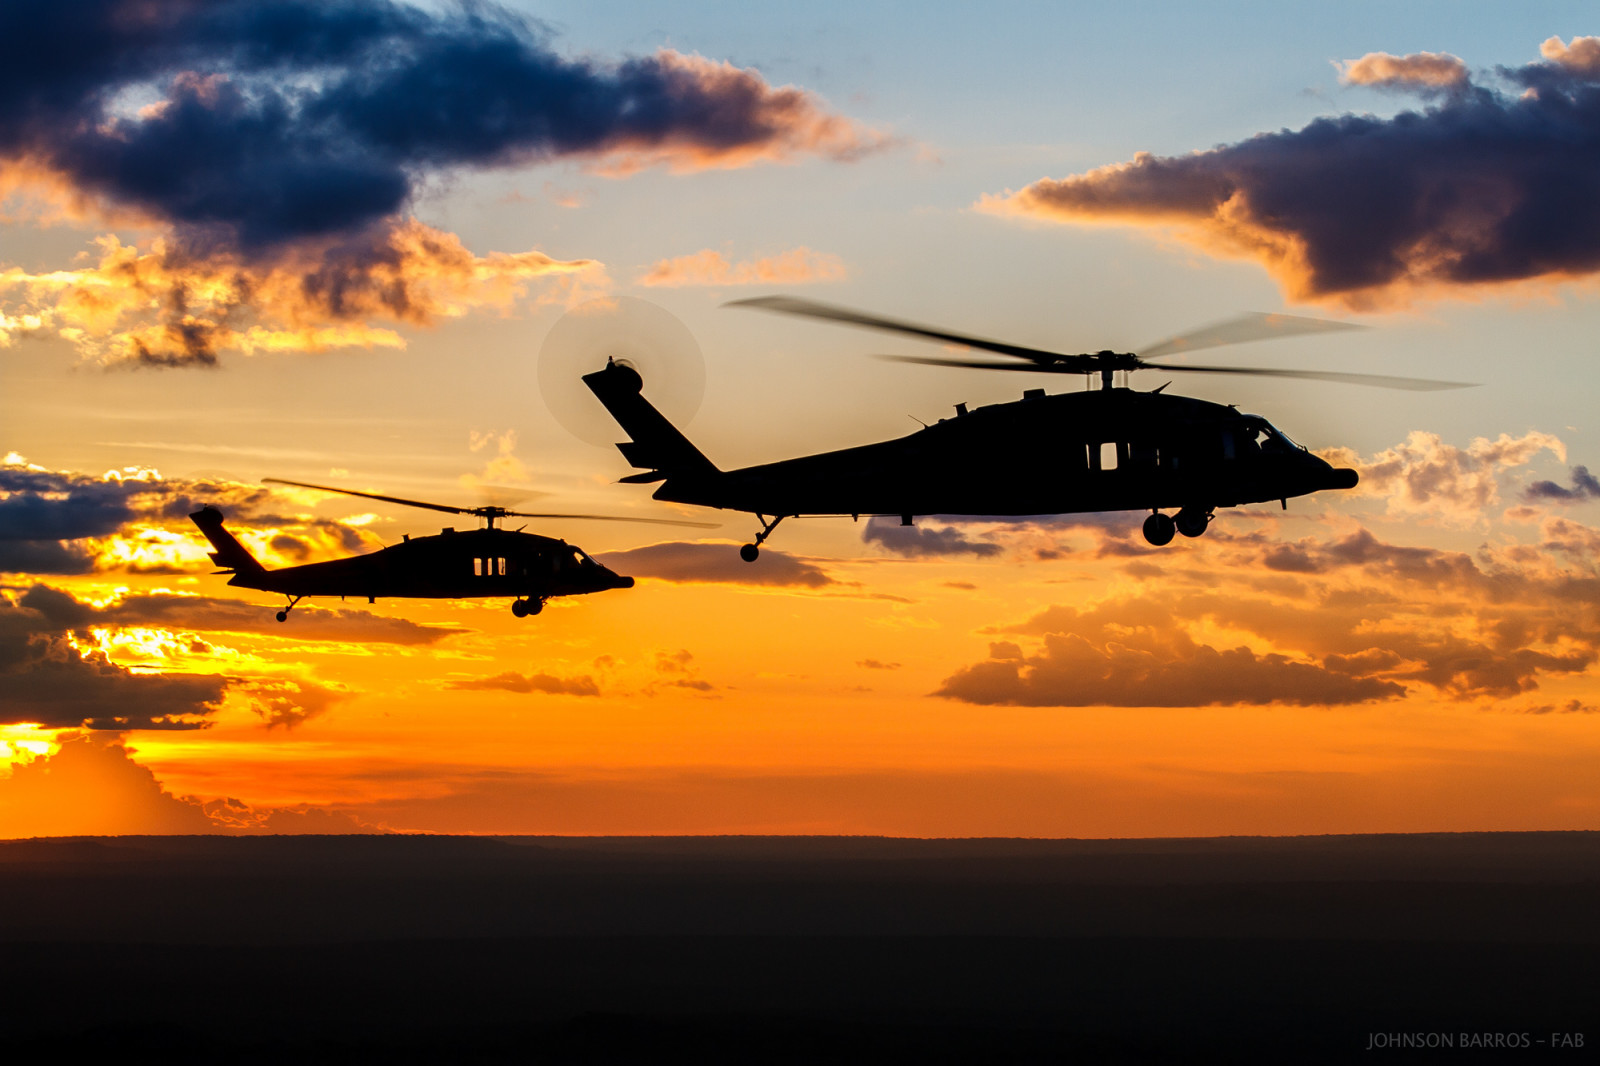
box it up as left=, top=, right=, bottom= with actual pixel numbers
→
left=190, top=505, right=266, bottom=575
left=582, top=360, right=719, bottom=482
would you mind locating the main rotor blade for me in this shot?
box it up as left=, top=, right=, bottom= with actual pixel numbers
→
left=729, top=295, right=1078, bottom=366
left=1155, top=364, right=1476, bottom=391
left=501, top=512, right=720, bottom=528
left=1140, top=311, right=1366, bottom=360
left=264, top=478, right=469, bottom=516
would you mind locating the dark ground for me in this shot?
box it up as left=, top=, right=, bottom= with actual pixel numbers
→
left=0, top=832, right=1594, bottom=1063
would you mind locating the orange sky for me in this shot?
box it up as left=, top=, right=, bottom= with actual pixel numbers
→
left=3, top=7, right=1599, bottom=838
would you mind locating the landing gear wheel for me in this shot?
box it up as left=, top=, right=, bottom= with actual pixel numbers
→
left=512, top=599, right=544, bottom=618
left=740, top=544, right=760, bottom=563
left=1142, top=512, right=1176, bottom=546
left=275, top=610, right=288, bottom=623
left=1175, top=508, right=1212, bottom=538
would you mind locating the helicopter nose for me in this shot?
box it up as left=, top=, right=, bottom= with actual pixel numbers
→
left=1327, top=467, right=1359, bottom=489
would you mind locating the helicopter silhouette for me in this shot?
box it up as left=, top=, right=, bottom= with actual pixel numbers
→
left=583, top=296, right=1473, bottom=560
left=191, top=479, right=715, bottom=620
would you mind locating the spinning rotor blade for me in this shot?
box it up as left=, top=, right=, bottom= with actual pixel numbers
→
left=879, top=354, right=1472, bottom=389
left=496, top=512, right=720, bottom=527
left=729, top=295, right=1088, bottom=367
left=1140, top=311, right=1366, bottom=360
left=1143, top=364, right=1476, bottom=391
left=264, top=478, right=719, bottom=527
left=264, top=478, right=469, bottom=516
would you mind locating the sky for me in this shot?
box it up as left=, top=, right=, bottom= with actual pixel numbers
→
left=3, top=0, right=1599, bottom=837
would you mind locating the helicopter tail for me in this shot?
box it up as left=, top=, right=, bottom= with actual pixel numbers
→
left=582, top=359, right=720, bottom=483
left=189, top=505, right=267, bottom=576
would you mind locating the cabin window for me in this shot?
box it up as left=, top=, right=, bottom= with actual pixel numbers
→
left=473, top=558, right=482, bottom=577
left=497, top=557, right=506, bottom=576
left=1099, top=442, right=1119, bottom=471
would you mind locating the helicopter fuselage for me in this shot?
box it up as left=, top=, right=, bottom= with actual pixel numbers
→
left=585, top=360, right=1357, bottom=537
left=664, top=387, right=1354, bottom=518
left=190, top=506, right=633, bottom=618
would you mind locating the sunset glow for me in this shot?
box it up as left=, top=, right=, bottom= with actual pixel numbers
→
left=2, top=1, right=1598, bottom=839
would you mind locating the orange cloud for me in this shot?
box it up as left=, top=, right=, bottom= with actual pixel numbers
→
left=978, top=40, right=1600, bottom=309
left=1319, top=430, right=1566, bottom=524
left=1540, top=35, right=1600, bottom=78
left=588, top=51, right=893, bottom=176
left=0, top=219, right=605, bottom=367
left=1338, top=51, right=1469, bottom=89
left=638, top=246, right=847, bottom=287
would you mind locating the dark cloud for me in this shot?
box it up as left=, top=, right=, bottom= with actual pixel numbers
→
left=446, top=671, right=600, bottom=696
left=1, top=582, right=428, bottom=730
left=598, top=542, right=834, bottom=587
left=861, top=516, right=1002, bottom=558
left=1525, top=465, right=1600, bottom=503
left=0, top=592, right=227, bottom=728
left=0, top=0, right=885, bottom=254
left=985, top=39, right=1600, bottom=306
left=856, top=659, right=900, bottom=670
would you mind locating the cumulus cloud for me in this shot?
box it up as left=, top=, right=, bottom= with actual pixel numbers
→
left=0, top=734, right=384, bottom=837
left=938, top=511, right=1600, bottom=709
left=1320, top=430, right=1565, bottom=523
left=638, top=247, right=847, bottom=287
left=1338, top=51, right=1469, bottom=91
left=0, top=0, right=888, bottom=366
left=1541, top=35, right=1600, bottom=78
left=2, top=583, right=431, bottom=730
left=980, top=39, right=1600, bottom=308
left=936, top=599, right=1403, bottom=707
left=446, top=671, right=600, bottom=696
left=0, top=734, right=216, bottom=836
left=0, top=455, right=390, bottom=576
left=598, top=541, right=834, bottom=587
left=0, top=221, right=601, bottom=366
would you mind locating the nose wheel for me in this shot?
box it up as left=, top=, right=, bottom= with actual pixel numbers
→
left=740, top=514, right=787, bottom=562
left=511, top=598, right=544, bottom=618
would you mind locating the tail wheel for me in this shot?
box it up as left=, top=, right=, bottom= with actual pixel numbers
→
left=739, top=544, right=760, bottom=562
left=1142, top=512, right=1176, bottom=546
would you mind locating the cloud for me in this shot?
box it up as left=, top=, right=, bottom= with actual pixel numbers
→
left=0, top=0, right=888, bottom=365
left=598, top=541, right=834, bottom=587
left=446, top=671, right=600, bottom=696
left=1525, top=465, right=1600, bottom=504
left=1319, top=430, right=1565, bottom=523
left=0, top=221, right=601, bottom=366
left=937, top=508, right=1600, bottom=709
left=0, top=734, right=384, bottom=836
left=638, top=247, right=847, bottom=287
left=0, top=455, right=395, bottom=575
left=1541, top=35, right=1600, bottom=78
left=861, top=516, right=1003, bottom=558
left=936, top=600, right=1404, bottom=707
left=21, top=583, right=463, bottom=646
left=0, top=734, right=216, bottom=837
left=0, top=591, right=227, bottom=728
left=980, top=39, right=1600, bottom=308
left=1337, top=51, right=1469, bottom=91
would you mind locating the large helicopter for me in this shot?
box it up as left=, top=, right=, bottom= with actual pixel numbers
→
left=582, top=297, right=1472, bottom=560
left=191, top=479, right=714, bottom=620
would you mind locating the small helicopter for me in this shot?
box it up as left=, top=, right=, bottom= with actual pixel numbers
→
left=583, top=297, right=1472, bottom=559
left=191, top=479, right=715, bottom=620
